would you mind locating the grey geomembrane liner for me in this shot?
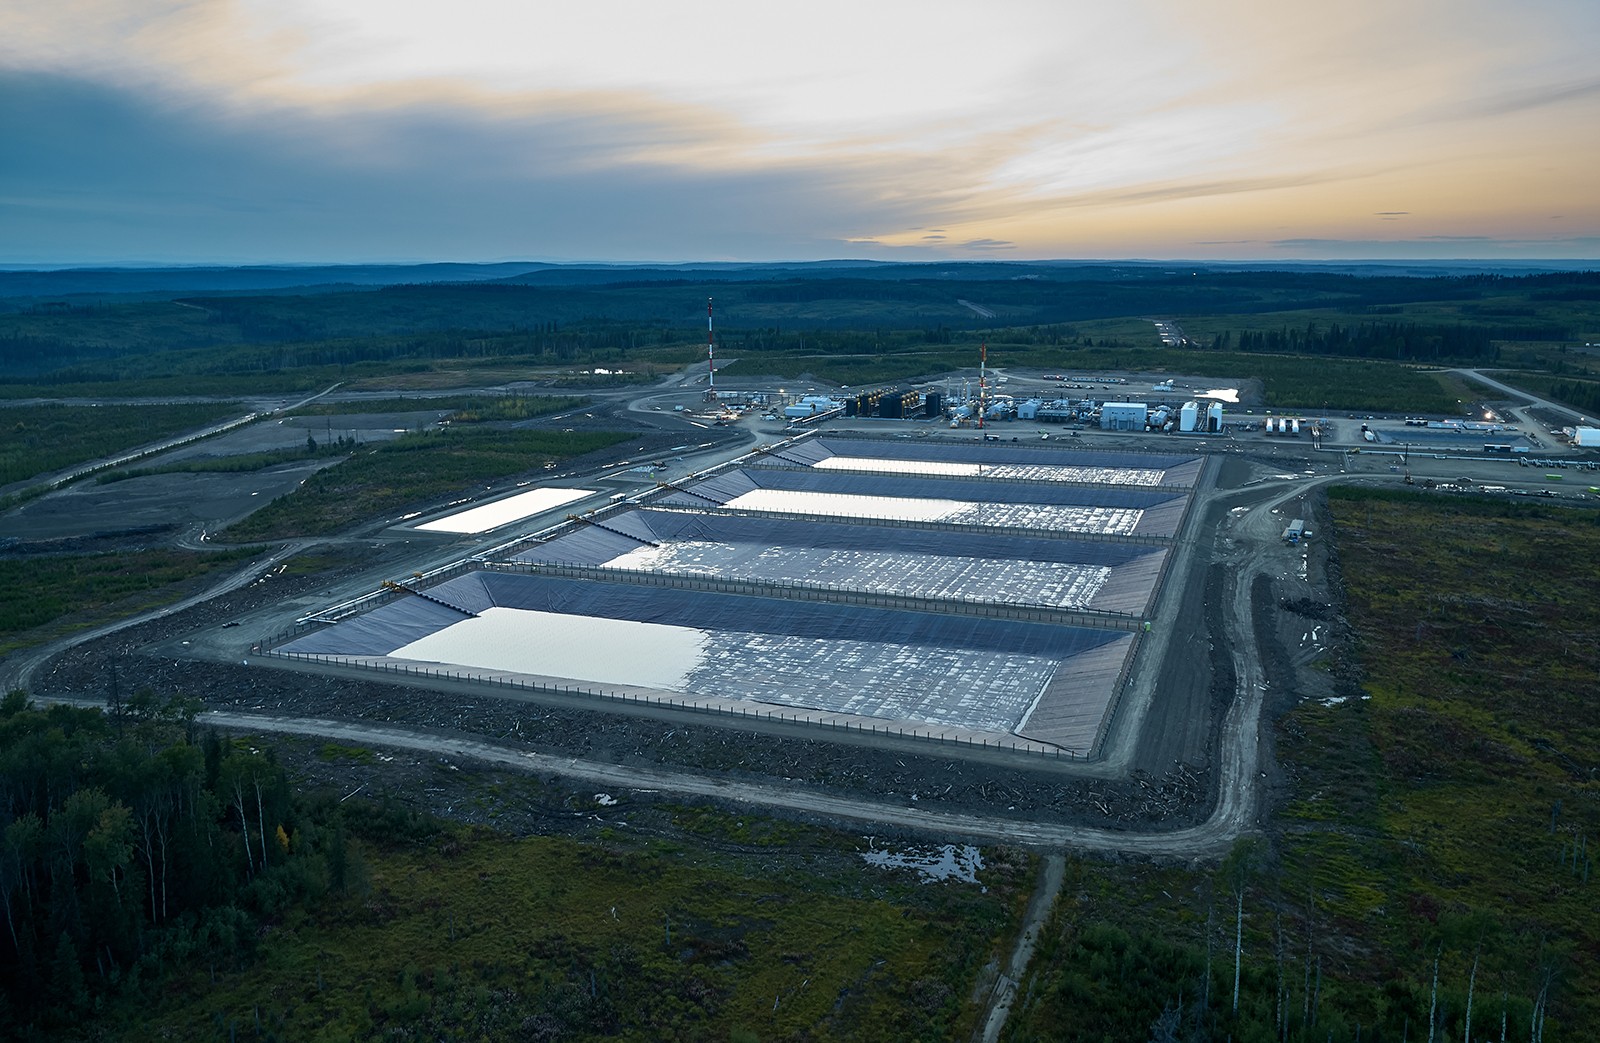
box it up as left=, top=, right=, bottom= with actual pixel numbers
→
left=1017, top=636, right=1133, bottom=750
left=276, top=572, right=1130, bottom=740
left=282, top=596, right=467, bottom=656
left=519, top=508, right=1167, bottom=613
left=773, top=437, right=1204, bottom=488
left=655, top=468, right=1189, bottom=537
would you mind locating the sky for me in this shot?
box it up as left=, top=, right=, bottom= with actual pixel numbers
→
left=3, top=0, right=1599, bottom=265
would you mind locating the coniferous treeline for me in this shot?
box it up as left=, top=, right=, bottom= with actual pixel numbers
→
left=1543, top=378, right=1600, bottom=415
left=0, top=323, right=682, bottom=382
left=0, top=691, right=377, bottom=1036
left=1212, top=320, right=1551, bottom=361
left=6, top=266, right=1594, bottom=382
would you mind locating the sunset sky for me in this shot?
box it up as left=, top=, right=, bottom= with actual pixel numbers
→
left=3, top=0, right=1598, bottom=265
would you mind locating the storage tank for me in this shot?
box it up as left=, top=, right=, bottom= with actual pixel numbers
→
left=1179, top=401, right=1200, bottom=432
left=1208, top=402, right=1224, bottom=432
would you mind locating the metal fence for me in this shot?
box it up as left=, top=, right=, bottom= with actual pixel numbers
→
left=255, top=649, right=1086, bottom=761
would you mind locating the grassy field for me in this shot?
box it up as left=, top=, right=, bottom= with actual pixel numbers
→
left=1006, top=490, right=1600, bottom=1042
left=0, top=401, right=240, bottom=488
left=108, top=822, right=1030, bottom=1042
left=286, top=393, right=587, bottom=422
left=95, top=443, right=351, bottom=484
left=223, top=428, right=633, bottom=540
left=1275, top=490, right=1600, bottom=1035
left=1477, top=370, right=1600, bottom=416
left=0, top=547, right=258, bottom=656
left=88, top=395, right=592, bottom=485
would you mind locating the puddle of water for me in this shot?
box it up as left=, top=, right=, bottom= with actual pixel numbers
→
left=1317, top=694, right=1371, bottom=706
left=860, top=843, right=984, bottom=884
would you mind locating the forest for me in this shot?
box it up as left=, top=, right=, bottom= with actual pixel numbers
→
left=0, top=691, right=364, bottom=1036
left=3, top=264, right=1595, bottom=385
left=0, top=694, right=1026, bottom=1041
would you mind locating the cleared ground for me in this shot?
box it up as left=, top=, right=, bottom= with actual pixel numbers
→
left=0, top=407, right=452, bottom=541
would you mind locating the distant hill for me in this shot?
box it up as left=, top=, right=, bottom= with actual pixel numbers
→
left=3, top=258, right=1594, bottom=301
left=0, top=262, right=553, bottom=298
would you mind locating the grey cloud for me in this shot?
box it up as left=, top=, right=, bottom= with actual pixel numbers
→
left=960, top=238, right=1014, bottom=250
left=1028, top=171, right=1355, bottom=214
left=1270, top=236, right=1600, bottom=258
left=0, top=71, right=951, bottom=264
left=1402, top=74, right=1600, bottom=127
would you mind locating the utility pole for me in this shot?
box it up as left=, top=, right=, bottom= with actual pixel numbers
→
left=704, top=298, right=717, bottom=402
left=977, top=342, right=988, bottom=430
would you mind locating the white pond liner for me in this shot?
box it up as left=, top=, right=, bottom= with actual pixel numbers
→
left=723, top=488, right=1143, bottom=535
left=813, top=455, right=1167, bottom=486
left=390, top=607, right=706, bottom=688
left=415, top=487, right=595, bottom=534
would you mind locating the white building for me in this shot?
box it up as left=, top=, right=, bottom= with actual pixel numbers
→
left=783, top=396, right=843, bottom=419
left=1100, top=402, right=1147, bottom=431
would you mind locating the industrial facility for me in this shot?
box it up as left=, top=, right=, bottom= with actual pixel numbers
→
left=267, top=435, right=1204, bottom=755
